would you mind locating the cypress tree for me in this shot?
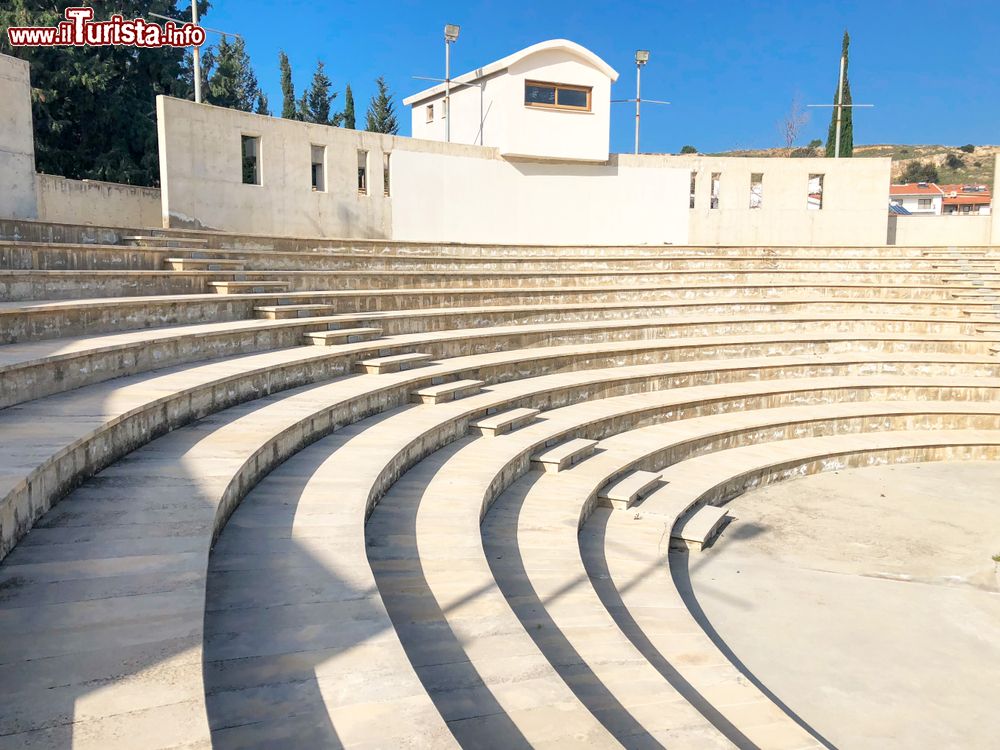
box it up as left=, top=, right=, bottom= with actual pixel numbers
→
left=343, top=84, right=356, bottom=129
left=255, top=90, right=270, bottom=116
left=278, top=50, right=298, bottom=119
left=207, top=36, right=260, bottom=112
left=825, top=30, right=854, bottom=158
left=301, top=60, right=337, bottom=126
left=365, top=76, right=399, bottom=135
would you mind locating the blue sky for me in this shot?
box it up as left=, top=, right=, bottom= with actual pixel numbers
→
left=202, top=0, right=999, bottom=154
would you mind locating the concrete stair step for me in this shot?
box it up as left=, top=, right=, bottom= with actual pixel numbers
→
left=301, top=327, right=382, bottom=346
left=411, top=378, right=484, bottom=405
left=164, top=257, right=246, bottom=271
left=209, top=280, right=289, bottom=294
left=471, top=407, right=540, bottom=437
left=121, top=235, right=210, bottom=247
left=599, top=469, right=662, bottom=510
left=670, top=504, right=730, bottom=550
left=357, top=351, right=432, bottom=374
left=254, top=303, right=337, bottom=319
left=531, top=437, right=598, bottom=472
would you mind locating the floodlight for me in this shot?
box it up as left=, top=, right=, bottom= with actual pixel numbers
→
left=444, top=24, right=460, bottom=42
left=635, top=49, right=650, bottom=65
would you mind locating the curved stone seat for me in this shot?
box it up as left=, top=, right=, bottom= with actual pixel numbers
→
left=2, top=267, right=989, bottom=301
left=2, top=311, right=993, bottom=407
left=1, top=282, right=973, bottom=343
left=4, top=327, right=999, bottom=559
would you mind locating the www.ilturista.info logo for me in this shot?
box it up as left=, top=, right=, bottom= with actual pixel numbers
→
left=6, top=7, right=206, bottom=48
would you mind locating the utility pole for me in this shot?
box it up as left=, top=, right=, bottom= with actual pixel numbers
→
left=149, top=9, right=241, bottom=105
left=612, top=49, right=668, bottom=155
left=444, top=24, right=460, bottom=143
left=808, top=53, right=873, bottom=157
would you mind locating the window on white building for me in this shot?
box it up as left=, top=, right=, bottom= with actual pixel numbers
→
left=808, top=174, right=824, bottom=210
left=689, top=171, right=697, bottom=209
left=425, top=104, right=434, bottom=123
left=710, top=173, right=721, bottom=209
left=524, top=81, right=592, bottom=111
left=749, top=173, right=763, bottom=209
left=918, top=198, right=932, bottom=209
left=357, top=150, right=368, bottom=195
left=310, top=145, right=325, bottom=192
left=241, top=135, right=260, bottom=185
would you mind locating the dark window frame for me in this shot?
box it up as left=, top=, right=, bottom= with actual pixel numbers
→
left=524, top=80, right=592, bottom=112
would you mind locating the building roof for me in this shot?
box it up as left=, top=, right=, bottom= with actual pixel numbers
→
left=943, top=194, right=992, bottom=206
left=403, top=39, right=620, bottom=106
left=889, top=183, right=944, bottom=196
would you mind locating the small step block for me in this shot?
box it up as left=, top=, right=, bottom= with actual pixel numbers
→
left=209, top=281, right=289, bottom=294
left=255, top=304, right=337, bottom=319
left=165, top=257, right=245, bottom=271
left=531, top=438, right=598, bottom=472
left=599, top=470, right=662, bottom=511
left=357, top=352, right=432, bottom=374
left=471, top=407, right=540, bottom=437
left=411, top=379, right=484, bottom=405
left=671, top=505, right=730, bottom=551
left=302, top=327, right=382, bottom=346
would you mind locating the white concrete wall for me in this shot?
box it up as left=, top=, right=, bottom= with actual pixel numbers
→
left=893, top=214, right=992, bottom=246
left=35, top=174, right=160, bottom=227
left=391, top=151, right=688, bottom=245
left=658, top=154, right=891, bottom=246
left=0, top=54, right=37, bottom=220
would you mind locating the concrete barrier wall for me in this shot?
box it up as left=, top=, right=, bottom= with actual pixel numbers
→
left=653, top=154, right=892, bottom=247
left=35, top=174, right=161, bottom=228
left=893, top=214, right=992, bottom=247
left=0, top=54, right=37, bottom=220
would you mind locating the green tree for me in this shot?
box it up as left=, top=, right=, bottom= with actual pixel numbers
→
left=206, top=35, right=260, bottom=112
left=959, top=144, right=975, bottom=154
left=679, top=145, right=697, bottom=154
left=901, top=161, right=939, bottom=183
left=255, top=90, right=270, bottom=116
left=825, top=30, right=854, bottom=158
left=278, top=50, right=298, bottom=119
left=365, top=76, right=399, bottom=135
left=300, top=60, right=337, bottom=125
left=342, top=84, right=356, bottom=129
left=0, top=0, right=203, bottom=186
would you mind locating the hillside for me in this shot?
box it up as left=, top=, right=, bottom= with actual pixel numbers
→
left=708, top=144, right=998, bottom=188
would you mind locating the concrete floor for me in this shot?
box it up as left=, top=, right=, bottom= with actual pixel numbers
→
left=684, top=460, right=1000, bottom=750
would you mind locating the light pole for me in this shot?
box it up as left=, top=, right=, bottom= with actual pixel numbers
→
left=444, top=24, right=460, bottom=143
left=807, top=53, right=873, bottom=158
left=634, top=49, right=649, bottom=155
left=149, top=8, right=240, bottom=105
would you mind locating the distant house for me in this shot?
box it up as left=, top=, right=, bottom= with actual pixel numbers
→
left=889, top=183, right=943, bottom=215
left=939, top=184, right=992, bottom=216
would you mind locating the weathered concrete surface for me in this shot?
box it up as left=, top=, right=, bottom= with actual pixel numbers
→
left=0, top=55, right=37, bottom=221
left=686, top=461, right=1000, bottom=750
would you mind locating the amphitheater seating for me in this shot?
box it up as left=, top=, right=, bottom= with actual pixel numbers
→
left=0, top=221, right=999, bottom=749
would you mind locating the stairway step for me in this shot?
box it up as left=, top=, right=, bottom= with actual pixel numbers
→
left=671, top=504, right=730, bottom=551
left=357, top=351, right=432, bottom=374
left=411, top=379, right=484, bottom=405
left=599, top=469, right=662, bottom=510
left=531, top=438, right=599, bottom=472
left=121, top=235, right=209, bottom=247
left=254, top=303, right=337, bottom=319
left=471, top=407, right=540, bottom=437
left=302, top=327, right=382, bottom=346
left=164, top=257, right=245, bottom=271
left=209, top=280, right=289, bottom=294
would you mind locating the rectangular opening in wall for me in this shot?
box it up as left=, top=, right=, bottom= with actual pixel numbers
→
left=808, top=174, right=824, bottom=210
left=241, top=135, right=260, bottom=185
left=689, top=171, right=697, bottom=209
left=918, top=198, right=932, bottom=209
left=310, top=145, right=325, bottom=192
left=357, top=150, right=368, bottom=195
left=425, top=104, right=434, bottom=123
left=710, top=172, right=721, bottom=209
left=749, top=173, right=763, bottom=209
left=383, top=152, right=391, bottom=197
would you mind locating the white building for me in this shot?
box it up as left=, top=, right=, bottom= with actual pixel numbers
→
left=889, top=182, right=944, bottom=215
left=403, top=39, right=618, bottom=162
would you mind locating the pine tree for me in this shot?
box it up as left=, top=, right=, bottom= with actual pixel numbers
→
left=365, top=76, right=399, bottom=135
left=255, top=90, right=270, bottom=116
left=300, top=60, right=337, bottom=126
left=0, top=0, right=200, bottom=186
left=825, top=30, right=854, bottom=158
left=342, top=84, right=356, bottom=129
left=207, top=36, right=260, bottom=112
left=278, top=50, right=298, bottom=119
